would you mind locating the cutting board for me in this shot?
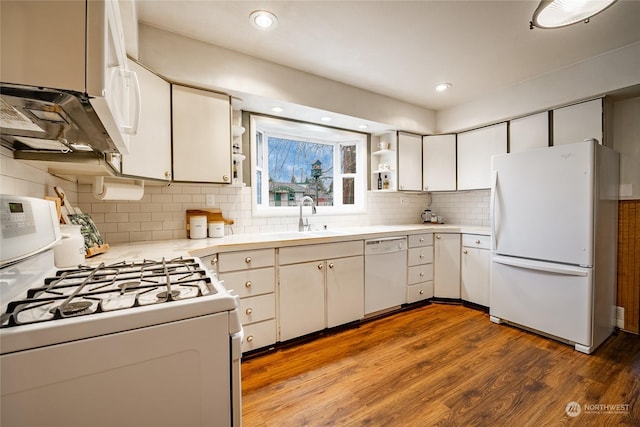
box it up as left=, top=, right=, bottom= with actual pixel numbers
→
left=186, top=209, right=234, bottom=238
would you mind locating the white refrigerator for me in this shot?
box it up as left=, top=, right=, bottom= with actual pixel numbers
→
left=489, top=140, right=619, bottom=354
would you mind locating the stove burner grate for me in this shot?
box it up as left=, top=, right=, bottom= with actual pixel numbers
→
left=1, top=257, right=214, bottom=328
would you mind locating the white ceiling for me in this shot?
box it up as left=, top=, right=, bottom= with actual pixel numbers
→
left=135, top=0, right=640, bottom=114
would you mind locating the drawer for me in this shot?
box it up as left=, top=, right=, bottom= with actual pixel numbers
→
left=407, top=281, right=433, bottom=303
left=218, top=248, right=275, bottom=272
left=408, top=233, right=433, bottom=248
left=242, top=319, right=276, bottom=353
left=408, top=247, right=433, bottom=266
left=408, top=264, right=433, bottom=285
left=218, top=267, right=275, bottom=298
left=279, top=240, right=363, bottom=265
left=238, top=294, right=276, bottom=325
left=462, top=234, right=491, bottom=250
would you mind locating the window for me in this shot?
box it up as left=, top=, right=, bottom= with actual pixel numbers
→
left=251, top=115, right=367, bottom=216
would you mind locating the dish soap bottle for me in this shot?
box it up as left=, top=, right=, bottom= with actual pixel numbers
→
left=382, top=174, right=390, bottom=190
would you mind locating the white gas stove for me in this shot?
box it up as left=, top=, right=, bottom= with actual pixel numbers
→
left=0, top=195, right=243, bottom=427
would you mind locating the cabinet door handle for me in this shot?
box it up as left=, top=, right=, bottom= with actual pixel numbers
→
left=245, top=308, right=253, bottom=315
left=328, top=263, right=334, bottom=269
left=436, top=235, right=441, bottom=239
left=223, top=175, right=230, bottom=182
left=463, top=249, right=468, bottom=254
left=210, top=258, right=217, bottom=266
left=245, top=281, right=252, bottom=288
left=164, top=171, right=171, bottom=179
left=318, top=263, right=324, bottom=270
left=245, top=257, right=252, bottom=264
left=246, top=335, right=254, bottom=342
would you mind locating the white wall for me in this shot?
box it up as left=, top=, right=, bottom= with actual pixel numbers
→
left=437, top=41, right=640, bottom=133
left=0, top=147, right=79, bottom=204
left=138, top=24, right=437, bottom=134
left=612, top=97, right=640, bottom=199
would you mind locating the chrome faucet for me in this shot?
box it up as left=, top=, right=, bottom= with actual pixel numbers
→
left=298, top=196, right=317, bottom=231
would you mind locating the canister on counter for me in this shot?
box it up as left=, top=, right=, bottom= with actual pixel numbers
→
left=208, top=221, right=224, bottom=238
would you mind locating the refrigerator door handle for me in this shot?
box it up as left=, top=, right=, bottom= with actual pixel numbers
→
left=492, top=255, right=589, bottom=277
left=490, top=169, right=498, bottom=250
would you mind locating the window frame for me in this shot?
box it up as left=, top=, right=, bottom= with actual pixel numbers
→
left=250, top=114, right=368, bottom=218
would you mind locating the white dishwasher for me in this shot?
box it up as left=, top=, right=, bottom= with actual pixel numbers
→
left=364, top=237, right=408, bottom=316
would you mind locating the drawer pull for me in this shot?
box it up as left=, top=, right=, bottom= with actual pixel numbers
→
left=246, top=335, right=254, bottom=342
left=245, top=257, right=252, bottom=264
left=328, top=262, right=334, bottom=269
left=419, top=254, right=424, bottom=259
left=463, top=249, right=468, bottom=254
left=318, top=263, right=324, bottom=270
left=210, top=258, right=217, bottom=266
left=436, top=235, right=441, bottom=239
left=245, top=308, right=253, bottom=315
left=420, top=272, right=425, bottom=277
left=419, top=238, right=424, bottom=242
left=419, top=290, right=424, bottom=295
left=245, top=281, right=252, bottom=288
left=475, top=239, right=481, bottom=244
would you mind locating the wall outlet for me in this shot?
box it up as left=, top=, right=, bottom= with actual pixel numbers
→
left=205, top=194, right=216, bottom=207
left=616, top=306, right=624, bottom=329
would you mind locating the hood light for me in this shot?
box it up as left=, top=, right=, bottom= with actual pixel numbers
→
left=250, top=10, right=278, bottom=30
left=530, top=0, right=618, bottom=29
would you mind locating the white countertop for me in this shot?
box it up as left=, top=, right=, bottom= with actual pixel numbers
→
left=88, top=224, right=490, bottom=265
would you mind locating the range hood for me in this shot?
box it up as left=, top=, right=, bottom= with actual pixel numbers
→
left=1, top=84, right=122, bottom=158
left=0, top=0, right=139, bottom=173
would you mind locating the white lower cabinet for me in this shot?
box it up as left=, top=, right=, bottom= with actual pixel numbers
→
left=461, top=234, right=491, bottom=307
left=279, top=261, right=326, bottom=341
left=279, top=241, right=363, bottom=341
left=216, top=249, right=276, bottom=353
left=407, top=233, right=434, bottom=302
left=434, top=233, right=461, bottom=299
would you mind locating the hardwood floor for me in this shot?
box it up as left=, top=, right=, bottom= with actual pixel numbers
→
left=241, top=303, right=640, bottom=426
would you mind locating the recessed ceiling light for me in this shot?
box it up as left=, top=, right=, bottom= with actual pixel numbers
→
left=320, top=116, right=332, bottom=122
left=271, top=106, right=284, bottom=113
left=435, top=83, right=452, bottom=92
left=250, top=10, right=278, bottom=30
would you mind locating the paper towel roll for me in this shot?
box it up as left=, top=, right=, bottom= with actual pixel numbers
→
left=94, top=178, right=144, bottom=201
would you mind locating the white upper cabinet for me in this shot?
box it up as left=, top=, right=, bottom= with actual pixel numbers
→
left=509, top=112, right=549, bottom=153
left=423, top=134, right=456, bottom=192
left=553, top=98, right=603, bottom=146
left=172, top=85, right=232, bottom=184
left=457, top=122, right=507, bottom=190
left=397, top=132, right=423, bottom=191
left=121, top=59, right=171, bottom=181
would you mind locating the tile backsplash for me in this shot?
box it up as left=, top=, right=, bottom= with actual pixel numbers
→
left=2, top=151, right=489, bottom=245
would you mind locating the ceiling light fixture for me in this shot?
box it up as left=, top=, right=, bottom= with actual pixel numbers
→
left=530, top=0, right=618, bottom=29
left=435, top=83, right=452, bottom=92
left=250, top=10, right=278, bottom=30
